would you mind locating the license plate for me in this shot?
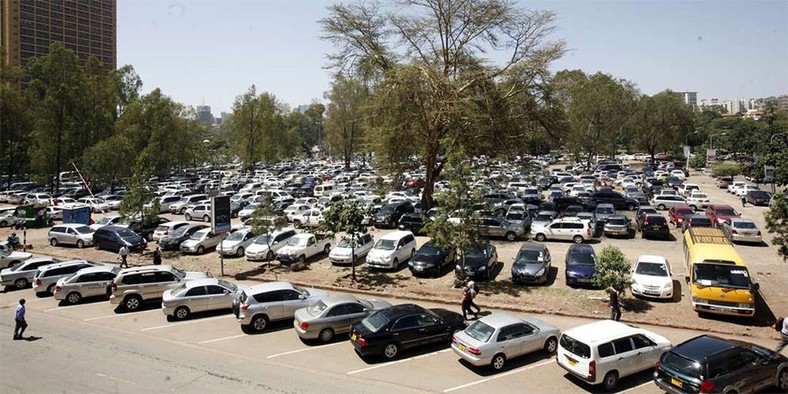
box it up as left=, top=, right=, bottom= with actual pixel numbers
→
left=351, top=334, right=357, bottom=341
left=644, top=291, right=660, bottom=296
left=577, top=278, right=591, bottom=283
left=671, top=378, right=683, bottom=388
left=459, top=344, right=466, bottom=351
left=652, top=225, right=660, bottom=230
left=567, top=358, right=577, bottom=366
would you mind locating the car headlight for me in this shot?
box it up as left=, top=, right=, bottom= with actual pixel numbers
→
left=479, top=266, right=486, bottom=271
left=662, top=282, right=672, bottom=289
left=535, top=268, right=545, bottom=276
left=738, top=303, right=752, bottom=308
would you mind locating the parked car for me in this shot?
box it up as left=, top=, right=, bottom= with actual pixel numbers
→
left=48, top=223, right=95, bottom=248
left=504, top=211, right=531, bottom=232
left=159, top=223, right=209, bottom=251
left=216, top=228, right=258, bottom=257
left=184, top=204, right=212, bottom=222
left=373, top=201, right=415, bottom=229
left=652, top=195, right=688, bottom=210
left=721, top=217, right=762, bottom=244
left=109, top=265, right=211, bottom=311
left=705, top=204, right=740, bottom=226
left=635, top=206, right=659, bottom=231
left=290, top=208, right=325, bottom=228
left=715, top=176, right=732, bottom=188
left=603, top=216, right=632, bottom=238
left=531, top=217, right=593, bottom=244
left=244, top=228, right=298, bottom=262
left=630, top=255, right=673, bottom=299
left=121, top=217, right=171, bottom=241
left=349, top=303, right=466, bottom=359
left=0, top=257, right=61, bottom=290
left=180, top=228, right=225, bottom=254
left=686, top=192, right=710, bottom=210
left=594, top=204, right=616, bottom=224
left=275, top=233, right=333, bottom=265
left=77, top=197, right=111, bottom=212
left=366, top=231, right=417, bottom=270
left=479, top=217, right=523, bottom=241
left=169, top=194, right=209, bottom=214
left=0, top=244, right=33, bottom=270
left=397, top=213, right=429, bottom=235
left=591, top=190, right=638, bottom=211
left=93, top=225, right=147, bottom=252
left=451, top=313, right=560, bottom=371
left=557, top=320, right=672, bottom=391
left=90, top=215, right=123, bottom=231
left=654, top=335, right=788, bottom=394
left=564, top=244, right=596, bottom=287
left=511, top=243, right=551, bottom=285
left=641, top=214, right=670, bottom=240
left=233, top=281, right=328, bottom=333
left=746, top=190, right=772, bottom=206
left=408, top=242, right=456, bottom=277
left=162, top=278, right=239, bottom=320
left=293, top=295, right=392, bottom=342
left=668, top=206, right=695, bottom=228
left=328, top=233, right=374, bottom=265
left=151, top=221, right=191, bottom=242
left=531, top=210, right=559, bottom=229
left=53, top=265, right=120, bottom=305
left=32, top=260, right=96, bottom=296
left=681, top=214, right=714, bottom=232
left=456, top=244, right=498, bottom=280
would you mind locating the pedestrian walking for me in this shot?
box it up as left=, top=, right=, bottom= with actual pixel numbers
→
left=608, top=287, right=622, bottom=321
left=152, top=247, right=162, bottom=265
left=13, top=298, right=27, bottom=340
left=468, top=280, right=481, bottom=317
left=118, top=245, right=129, bottom=268
left=740, top=193, right=747, bottom=207
left=461, top=282, right=474, bottom=320
left=776, top=316, right=788, bottom=355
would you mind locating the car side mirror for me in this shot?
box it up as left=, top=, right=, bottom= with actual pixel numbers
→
left=751, top=282, right=760, bottom=292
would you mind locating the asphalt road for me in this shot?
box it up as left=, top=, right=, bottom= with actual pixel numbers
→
left=0, top=282, right=781, bottom=394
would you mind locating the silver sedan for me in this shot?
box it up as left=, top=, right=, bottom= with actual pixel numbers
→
left=53, top=265, right=120, bottom=304
left=451, top=312, right=560, bottom=371
left=293, top=295, right=392, bottom=342
left=162, top=278, right=240, bottom=320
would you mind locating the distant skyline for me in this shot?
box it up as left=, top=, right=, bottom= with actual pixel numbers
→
left=118, top=0, right=788, bottom=115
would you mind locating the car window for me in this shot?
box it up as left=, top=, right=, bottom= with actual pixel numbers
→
left=392, top=315, right=419, bottom=331
left=206, top=285, right=226, bottom=295
left=185, top=286, right=207, bottom=296
left=96, top=272, right=117, bottom=281
left=77, top=273, right=97, bottom=283
left=598, top=342, right=614, bottom=358
left=154, top=271, right=177, bottom=282
left=416, top=313, right=438, bottom=327
left=632, top=334, right=655, bottom=349
left=612, top=337, right=634, bottom=354
left=281, top=290, right=302, bottom=301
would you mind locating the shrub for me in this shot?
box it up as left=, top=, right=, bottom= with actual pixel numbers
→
left=592, top=246, right=632, bottom=296
left=712, top=162, right=741, bottom=178
left=688, top=154, right=706, bottom=169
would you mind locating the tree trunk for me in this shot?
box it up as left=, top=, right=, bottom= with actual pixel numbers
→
left=422, top=146, right=438, bottom=211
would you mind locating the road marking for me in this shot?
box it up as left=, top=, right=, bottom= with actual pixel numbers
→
left=83, top=309, right=159, bottom=322
left=44, top=303, right=98, bottom=312
left=266, top=341, right=344, bottom=359
left=618, top=381, right=653, bottom=394
left=442, top=359, right=553, bottom=393
left=197, top=334, right=246, bottom=344
left=96, top=373, right=134, bottom=384
left=346, top=348, right=451, bottom=375
left=140, top=314, right=229, bottom=331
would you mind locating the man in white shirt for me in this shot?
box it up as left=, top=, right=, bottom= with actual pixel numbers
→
left=118, top=245, right=129, bottom=268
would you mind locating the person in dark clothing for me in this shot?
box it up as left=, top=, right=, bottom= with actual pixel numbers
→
left=740, top=194, right=747, bottom=207
left=152, top=247, right=162, bottom=265
left=461, top=283, right=474, bottom=320
left=7, top=233, right=20, bottom=250
left=608, top=287, right=621, bottom=321
left=468, top=281, right=481, bottom=317
left=13, top=298, right=27, bottom=340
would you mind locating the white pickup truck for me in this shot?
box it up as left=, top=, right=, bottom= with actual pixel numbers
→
left=275, top=233, right=333, bottom=266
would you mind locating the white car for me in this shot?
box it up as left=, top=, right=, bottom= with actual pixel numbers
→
left=669, top=169, right=686, bottom=180
left=365, top=231, right=417, bottom=269
left=679, top=183, right=700, bottom=197
left=52, top=197, right=84, bottom=209
left=77, top=197, right=112, bottom=213
left=216, top=227, right=259, bottom=257
left=291, top=208, right=324, bottom=228
left=685, top=192, right=710, bottom=210
left=90, top=215, right=123, bottom=231
left=329, top=233, right=374, bottom=265
left=735, top=184, right=760, bottom=198
left=557, top=320, right=672, bottom=391
left=0, top=243, right=33, bottom=270
left=728, top=181, right=746, bottom=195
left=284, top=204, right=311, bottom=222
left=630, top=255, right=673, bottom=299
left=179, top=228, right=225, bottom=254
left=152, top=221, right=191, bottom=242
left=238, top=203, right=259, bottom=221
left=245, top=228, right=297, bottom=262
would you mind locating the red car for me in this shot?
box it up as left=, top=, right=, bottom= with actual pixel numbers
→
left=668, top=206, right=695, bottom=227
left=705, top=204, right=741, bottom=226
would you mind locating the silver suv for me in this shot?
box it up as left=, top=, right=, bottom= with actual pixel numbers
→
left=53, top=265, right=120, bottom=304
left=109, top=265, right=211, bottom=311
left=233, top=281, right=328, bottom=333
left=531, top=217, right=593, bottom=244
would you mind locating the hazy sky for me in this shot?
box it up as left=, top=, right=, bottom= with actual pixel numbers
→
left=118, top=0, right=788, bottom=115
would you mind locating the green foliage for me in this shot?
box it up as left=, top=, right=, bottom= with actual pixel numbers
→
left=628, top=91, right=694, bottom=164
left=248, top=197, right=288, bottom=236
left=324, top=76, right=368, bottom=169
left=766, top=194, right=788, bottom=261
left=711, top=162, right=741, bottom=178
left=592, top=246, right=632, bottom=295
left=688, top=154, right=706, bottom=169
left=0, top=60, right=33, bottom=182
left=80, top=135, right=133, bottom=190
left=119, top=157, right=158, bottom=225
left=319, top=200, right=373, bottom=281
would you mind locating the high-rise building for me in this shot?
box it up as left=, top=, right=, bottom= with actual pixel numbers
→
left=196, top=105, right=214, bottom=124
left=672, top=91, right=698, bottom=109
left=1, top=0, right=117, bottom=72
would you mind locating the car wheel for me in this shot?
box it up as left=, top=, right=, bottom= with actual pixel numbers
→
left=657, top=204, right=666, bottom=210
left=76, top=240, right=84, bottom=248
left=236, top=247, right=244, bottom=257
left=544, top=337, right=558, bottom=354
left=240, top=324, right=254, bottom=334
left=251, top=315, right=269, bottom=332
left=602, top=371, right=619, bottom=391
left=66, top=292, right=82, bottom=305
left=50, top=238, right=59, bottom=246
left=185, top=213, right=192, bottom=221
left=505, top=232, right=516, bottom=241
left=124, top=295, right=143, bottom=311
left=777, top=367, right=788, bottom=391
left=491, top=353, right=506, bottom=371
left=434, top=264, right=442, bottom=278
left=47, top=284, right=56, bottom=295
left=293, top=220, right=302, bottom=229
left=535, top=233, right=546, bottom=242
left=14, top=278, right=28, bottom=289
left=572, top=235, right=583, bottom=244
left=196, top=245, right=205, bottom=254
left=626, top=204, right=635, bottom=211
left=323, top=244, right=331, bottom=255
left=690, top=205, right=698, bottom=211
left=174, top=306, right=190, bottom=321
left=383, top=342, right=399, bottom=359
left=180, top=208, right=187, bottom=214
left=203, top=215, right=210, bottom=222
left=318, top=328, right=335, bottom=343
left=0, top=220, right=6, bottom=227
left=392, top=258, right=399, bottom=269
left=298, top=255, right=306, bottom=265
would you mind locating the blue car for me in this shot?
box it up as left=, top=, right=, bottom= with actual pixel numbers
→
left=564, top=244, right=596, bottom=287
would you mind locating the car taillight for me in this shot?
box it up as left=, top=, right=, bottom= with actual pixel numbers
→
left=241, top=304, right=249, bottom=311
left=587, top=229, right=592, bottom=236
left=757, top=231, right=761, bottom=236
left=451, top=336, right=457, bottom=344
left=588, top=360, right=596, bottom=380
left=356, top=337, right=368, bottom=347
left=55, top=285, right=61, bottom=292
left=36, top=278, right=41, bottom=286
left=654, top=360, right=659, bottom=370
left=699, top=379, right=714, bottom=393
left=164, top=231, right=169, bottom=236
left=300, top=321, right=309, bottom=330
left=731, top=229, right=738, bottom=234
left=468, top=347, right=481, bottom=355
left=111, top=283, right=117, bottom=291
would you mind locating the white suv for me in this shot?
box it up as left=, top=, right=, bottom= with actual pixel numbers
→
left=531, top=217, right=593, bottom=244
left=366, top=231, right=417, bottom=269
left=557, top=320, right=672, bottom=391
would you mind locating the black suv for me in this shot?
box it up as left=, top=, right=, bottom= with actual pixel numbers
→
left=654, top=335, right=787, bottom=394
left=397, top=213, right=429, bottom=235
left=373, top=201, right=415, bottom=229
left=641, top=214, right=670, bottom=240
left=591, top=190, right=639, bottom=211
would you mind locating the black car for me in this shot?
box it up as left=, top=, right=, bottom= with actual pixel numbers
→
left=681, top=214, right=714, bottom=232
left=636, top=207, right=659, bottom=231
left=349, top=304, right=466, bottom=359
left=408, top=242, right=456, bottom=277
left=455, top=244, right=497, bottom=280
left=159, top=223, right=209, bottom=251
left=591, top=191, right=639, bottom=211
left=373, top=201, right=415, bottom=229
left=564, top=244, right=596, bottom=287
left=398, top=213, right=429, bottom=235
left=746, top=190, right=772, bottom=206
left=654, top=335, right=788, bottom=394
left=641, top=214, right=670, bottom=239
left=123, top=217, right=170, bottom=241
left=553, top=196, right=596, bottom=214
left=511, top=243, right=551, bottom=285
left=93, top=225, right=147, bottom=252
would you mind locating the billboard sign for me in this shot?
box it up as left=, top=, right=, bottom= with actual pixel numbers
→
left=211, top=196, right=231, bottom=234
left=764, top=165, right=775, bottom=182
left=706, top=149, right=716, bottom=164
left=683, top=145, right=691, bottom=159
left=62, top=207, right=91, bottom=225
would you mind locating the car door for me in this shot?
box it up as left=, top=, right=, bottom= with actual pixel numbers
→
left=548, top=223, right=564, bottom=240
left=152, top=271, right=179, bottom=299
left=89, top=271, right=118, bottom=298
left=391, top=315, right=421, bottom=349
left=611, top=336, right=638, bottom=377
left=279, top=289, right=305, bottom=319
left=495, top=323, right=529, bottom=358
left=631, top=334, right=661, bottom=372
left=72, top=272, right=96, bottom=295
left=182, top=285, right=210, bottom=313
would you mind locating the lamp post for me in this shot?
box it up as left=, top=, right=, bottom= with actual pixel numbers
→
left=709, top=132, right=726, bottom=150
left=770, top=132, right=787, bottom=144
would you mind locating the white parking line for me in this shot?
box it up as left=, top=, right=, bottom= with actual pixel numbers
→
left=44, top=303, right=97, bottom=312
left=83, top=309, right=159, bottom=322
left=346, top=348, right=451, bottom=375
left=140, top=314, right=229, bottom=331
left=618, top=381, right=653, bottom=394
left=96, top=372, right=134, bottom=384
left=442, top=359, right=553, bottom=393
left=266, top=342, right=344, bottom=359
left=197, top=334, right=246, bottom=344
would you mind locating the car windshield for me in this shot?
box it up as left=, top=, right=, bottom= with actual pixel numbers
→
left=597, top=207, right=614, bottom=214
left=465, top=248, right=489, bottom=259
left=190, top=230, right=208, bottom=240
left=506, top=213, right=524, bottom=220
left=662, top=352, right=701, bottom=379
left=306, top=300, right=328, bottom=317
left=636, top=262, right=668, bottom=276
left=117, top=228, right=137, bottom=238
left=693, top=263, right=750, bottom=289
left=97, top=217, right=114, bottom=225
left=734, top=221, right=757, bottom=229
left=337, top=237, right=361, bottom=248
left=171, top=283, right=188, bottom=296
left=171, top=226, right=193, bottom=237
left=690, top=218, right=712, bottom=226
left=515, top=250, right=542, bottom=264
left=361, top=311, right=389, bottom=332
left=171, top=267, right=186, bottom=279
left=560, top=334, right=590, bottom=359
left=534, top=214, right=553, bottom=222
left=374, top=239, right=396, bottom=250
left=226, top=231, right=246, bottom=242
left=217, top=279, right=237, bottom=291
left=74, top=226, right=94, bottom=234
left=567, top=253, right=595, bottom=266
left=417, top=245, right=443, bottom=256
left=715, top=208, right=737, bottom=216
left=287, top=237, right=307, bottom=247
left=254, top=234, right=271, bottom=245
left=464, top=320, right=495, bottom=342
left=607, top=218, right=628, bottom=225
left=378, top=205, right=395, bottom=214
left=676, top=209, right=693, bottom=216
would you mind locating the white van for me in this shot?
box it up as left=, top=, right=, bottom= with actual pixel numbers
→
left=365, top=231, right=417, bottom=269
left=313, top=183, right=335, bottom=197
left=556, top=320, right=672, bottom=391
left=254, top=189, right=292, bottom=202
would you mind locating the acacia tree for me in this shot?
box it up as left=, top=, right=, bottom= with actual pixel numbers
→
left=321, top=0, right=565, bottom=209
left=324, top=76, right=369, bottom=170
left=628, top=91, right=694, bottom=165
left=319, top=200, right=372, bottom=282
left=249, top=196, right=288, bottom=265
left=227, top=86, right=292, bottom=170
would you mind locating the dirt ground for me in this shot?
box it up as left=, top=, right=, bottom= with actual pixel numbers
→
left=3, top=170, right=785, bottom=342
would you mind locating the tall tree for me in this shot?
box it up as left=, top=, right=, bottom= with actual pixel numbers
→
left=324, top=76, right=368, bottom=169
left=0, top=59, right=33, bottom=186
left=322, top=0, right=565, bottom=209
left=227, top=86, right=291, bottom=170
left=628, top=91, right=694, bottom=164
